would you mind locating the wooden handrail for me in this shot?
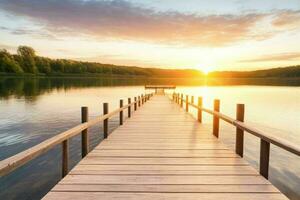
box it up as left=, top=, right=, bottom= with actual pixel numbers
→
left=173, top=92, right=300, bottom=179
left=0, top=93, right=153, bottom=177
left=233, top=121, right=300, bottom=156
left=176, top=94, right=300, bottom=156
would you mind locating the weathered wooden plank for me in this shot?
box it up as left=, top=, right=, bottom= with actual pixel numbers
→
left=43, top=192, right=288, bottom=200
left=69, top=170, right=258, bottom=175
left=79, top=157, right=247, bottom=165
left=96, top=142, right=228, bottom=150
left=52, top=184, right=278, bottom=193
left=105, top=138, right=219, bottom=142
left=103, top=139, right=220, bottom=143
left=88, top=149, right=239, bottom=158
left=108, top=132, right=215, bottom=137
left=72, top=164, right=257, bottom=172
left=60, top=175, right=269, bottom=185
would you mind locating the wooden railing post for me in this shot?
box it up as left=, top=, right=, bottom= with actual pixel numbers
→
left=138, top=96, right=141, bottom=107
left=119, top=99, right=123, bottom=125
left=180, top=94, right=183, bottom=107
left=185, top=95, right=189, bottom=112
left=81, top=107, right=89, bottom=158
left=141, top=94, right=144, bottom=104
left=260, top=139, right=270, bottom=179
left=213, top=99, right=220, bottom=138
left=176, top=93, right=178, bottom=103
left=191, top=96, right=194, bottom=104
left=198, top=97, right=202, bottom=123
left=128, top=98, right=131, bottom=118
left=103, top=103, right=108, bottom=139
left=134, top=97, right=137, bottom=111
left=236, top=104, right=245, bottom=157
left=62, top=140, right=68, bottom=178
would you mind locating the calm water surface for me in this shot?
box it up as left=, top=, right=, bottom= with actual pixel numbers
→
left=0, top=77, right=299, bottom=200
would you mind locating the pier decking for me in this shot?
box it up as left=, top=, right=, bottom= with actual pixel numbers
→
left=43, top=95, right=288, bottom=200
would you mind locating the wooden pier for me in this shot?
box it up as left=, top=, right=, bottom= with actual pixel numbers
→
left=145, top=85, right=176, bottom=94
left=44, top=95, right=288, bottom=200
left=1, top=91, right=299, bottom=199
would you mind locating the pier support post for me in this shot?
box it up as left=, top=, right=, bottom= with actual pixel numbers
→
left=81, top=107, right=89, bottom=158
left=213, top=99, right=220, bottom=138
left=185, top=95, right=189, bottom=112
left=62, top=140, right=69, bottom=178
left=138, top=96, right=141, bottom=107
left=103, top=103, right=108, bottom=139
left=236, top=104, right=245, bottom=157
left=134, top=97, right=137, bottom=111
left=120, top=99, right=123, bottom=125
left=198, top=97, right=202, bottom=123
left=180, top=94, right=183, bottom=107
left=260, top=139, right=270, bottom=179
left=128, top=98, right=131, bottom=118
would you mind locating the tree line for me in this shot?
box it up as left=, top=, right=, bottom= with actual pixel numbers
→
left=209, top=66, right=300, bottom=78
left=1, top=46, right=299, bottom=78
left=0, top=46, right=202, bottom=77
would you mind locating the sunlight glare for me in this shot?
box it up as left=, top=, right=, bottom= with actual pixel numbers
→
left=197, top=65, right=213, bottom=75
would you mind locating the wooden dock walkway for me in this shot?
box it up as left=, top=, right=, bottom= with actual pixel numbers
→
left=43, top=95, right=288, bottom=200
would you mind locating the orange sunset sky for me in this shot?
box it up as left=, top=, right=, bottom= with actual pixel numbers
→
left=0, top=0, right=300, bottom=72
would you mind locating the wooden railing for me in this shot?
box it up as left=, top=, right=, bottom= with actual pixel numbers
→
left=0, top=93, right=154, bottom=178
left=172, top=93, right=300, bottom=179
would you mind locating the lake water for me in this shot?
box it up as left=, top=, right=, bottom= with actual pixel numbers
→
left=0, top=77, right=299, bottom=200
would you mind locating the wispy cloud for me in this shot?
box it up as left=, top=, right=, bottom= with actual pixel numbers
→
left=272, top=10, right=300, bottom=29
left=0, top=0, right=299, bottom=46
left=240, top=52, right=300, bottom=63
left=0, top=25, right=59, bottom=40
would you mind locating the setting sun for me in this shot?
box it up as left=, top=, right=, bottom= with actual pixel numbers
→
left=197, top=65, right=214, bottom=75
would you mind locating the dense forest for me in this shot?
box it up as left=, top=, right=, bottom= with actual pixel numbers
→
left=0, top=46, right=300, bottom=78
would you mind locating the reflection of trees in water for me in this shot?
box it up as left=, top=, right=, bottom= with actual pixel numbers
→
left=0, top=77, right=148, bottom=101
left=0, top=77, right=299, bottom=101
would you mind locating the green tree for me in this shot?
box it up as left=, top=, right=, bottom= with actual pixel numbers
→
left=17, top=46, right=38, bottom=73
left=0, top=49, right=23, bottom=73
left=50, top=59, right=65, bottom=73
left=35, top=57, right=51, bottom=74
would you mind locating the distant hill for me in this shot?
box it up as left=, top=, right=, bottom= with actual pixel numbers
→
left=1, top=46, right=299, bottom=78
left=209, top=66, right=300, bottom=78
